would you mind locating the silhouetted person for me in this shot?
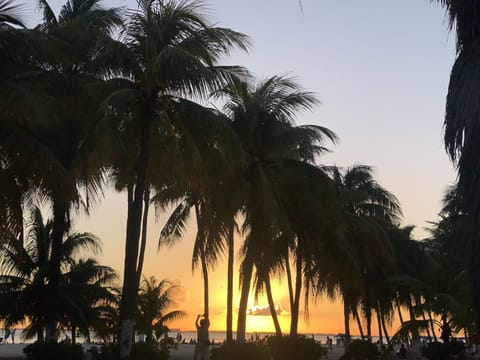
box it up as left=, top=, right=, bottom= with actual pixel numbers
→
left=398, top=343, right=407, bottom=359
left=193, top=314, right=210, bottom=360
left=327, top=336, right=333, bottom=351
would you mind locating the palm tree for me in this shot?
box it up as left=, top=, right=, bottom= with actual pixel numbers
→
left=155, top=118, right=244, bottom=342
left=431, top=0, right=480, bottom=333
left=97, top=1, right=249, bottom=356
left=135, top=276, right=185, bottom=345
left=61, top=258, right=117, bottom=344
left=308, top=165, right=401, bottom=348
left=0, top=206, right=116, bottom=341
left=0, top=0, right=123, bottom=340
left=215, top=75, right=337, bottom=341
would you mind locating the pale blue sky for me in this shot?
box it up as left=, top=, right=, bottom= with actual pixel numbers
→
left=21, top=0, right=458, bottom=332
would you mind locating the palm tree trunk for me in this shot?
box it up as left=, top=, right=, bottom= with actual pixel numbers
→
left=47, top=200, right=68, bottom=341
left=421, top=311, right=432, bottom=341
left=375, top=303, right=383, bottom=345
left=290, top=254, right=302, bottom=336
left=120, top=116, right=151, bottom=358
left=469, top=215, right=480, bottom=340
left=427, top=310, right=437, bottom=341
left=237, top=257, right=254, bottom=342
left=136, top=189, right=150, bottom=287
left=285, top=252, right=294, bottom=314
left=343, top=298, right=351, bottom=351
left=353, top=307, right=365, bottom=339
left=37, top=327, right=44, bottom=342
left=71, top=326, right=76, bottom=345
left=226, top=220, right=234, bottom=342
left=395, top=296, right=404, bottom=327
left=379, top=304, right=391, bottom=345
left=265, top=275, right=282, bottom=335
left=408, top=295, right=419, bottom=341
left=365, top=306, right=372, bottom=342
left=200, top=246, right=209, bottom=319
left=194, top=203, right=209, bottom=321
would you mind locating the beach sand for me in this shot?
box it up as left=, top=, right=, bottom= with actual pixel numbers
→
left=0, top=343, right=347, bottom=360
left=168, top=344, right=347, bottom=360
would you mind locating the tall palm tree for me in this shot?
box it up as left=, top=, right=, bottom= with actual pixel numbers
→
left=0, top=0, right=123, bottom=340
left=135, top=276, right=185, bottom=344
left=98, top=1, right=249, bottom=356
left=432, top=0, right=480, bottom=333
left=216, top=75, right=337, bottom=341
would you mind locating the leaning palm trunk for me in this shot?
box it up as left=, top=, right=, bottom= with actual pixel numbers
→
left=290, top=255, right=302, bottom=336
left=375, top=304, right=383, bottom=345
left=395, top=296, right=404, bottom=327
left=226, top=221, right=234, bottom=342
left=285, top=253, right=295, bottom=314
left=421, top=311, right=432, bottom=341
left=343, top=299, right=351, bottom=350
left=120, top=118, right=151, bottom=358
left=136, top=189, right=150, bottom=286
left=353, top=307, right=365, bottom=339
left=427, top=310, right=438, bottom=341
left=265, top=275, right=282, bottom=335
left=379, top=304, right=391, bottom=345
left=237, top=257, right=254, bottom=342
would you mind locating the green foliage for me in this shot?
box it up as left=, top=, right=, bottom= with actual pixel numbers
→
left=211, top=341, right=270, bottom=360
left=421, top=340, right=465, bottom=360
left=267, top=335, right=327, bottom=360
left=338, top=340, right=378, bottom=360
left=23, top=341, right=83, bottom=360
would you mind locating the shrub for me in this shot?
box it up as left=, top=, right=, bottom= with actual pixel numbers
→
left=421, top=341, right=465, bottom=360
left=23, top=341, right=83, bottom=360
left=211, top=341, right=270, bottom=360
left=338, top=340, right=378, bottom=360
left=131, top=342, right=169, bottom=360
left=96, top=342, right=168, bottom=360
left=421, top=342, right=448, bottom=360
left=267, top=335, right=327, bottom=360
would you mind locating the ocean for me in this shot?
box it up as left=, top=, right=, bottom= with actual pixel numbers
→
left=0, top=328, right=367, bottom=345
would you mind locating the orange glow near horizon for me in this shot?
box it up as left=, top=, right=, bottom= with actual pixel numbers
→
left=73, top=191, right=407, bottom=338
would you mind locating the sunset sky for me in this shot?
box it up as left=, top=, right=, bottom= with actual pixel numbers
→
left=24, top=0, right=457, bottom=335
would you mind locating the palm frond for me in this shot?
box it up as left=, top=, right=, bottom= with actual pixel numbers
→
left=0, top=0, right=26, bottom=28
left=158, top=201, right=191, bottom=249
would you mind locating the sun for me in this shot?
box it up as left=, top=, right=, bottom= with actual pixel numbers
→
left=245, top=305, right=290, bottom=333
